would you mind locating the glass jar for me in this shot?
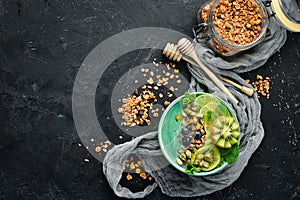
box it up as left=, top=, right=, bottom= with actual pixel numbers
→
left=195, top=0, right=300, bottom=57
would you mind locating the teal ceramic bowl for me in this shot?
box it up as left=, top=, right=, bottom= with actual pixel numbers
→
left=158, top=92, right=239, bottom=176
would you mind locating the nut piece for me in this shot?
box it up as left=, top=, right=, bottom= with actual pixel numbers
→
left=164, top=101, right=170, bottom=107
left=147, top=77, right=154, bottom=85
left=95, top=146, right=102, bottom=153
left=126, top=173, right=133, bottom=180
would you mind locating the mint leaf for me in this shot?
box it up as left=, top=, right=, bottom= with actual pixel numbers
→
left=219, top=144, right=239, bottom=164
left=190, top=93, right=196, bottom=102
left=219, top=146, right=232, bottom=157
left=182, top=92, right=196, bottom=104
left=184, top=162, right=197, bottom=174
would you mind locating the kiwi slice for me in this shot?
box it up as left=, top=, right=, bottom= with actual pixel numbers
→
left=209, top=116, right=240, bottom=148
left=194, top=94, right=220, bottom=107
left=201, top=146, right=221, bottom=171
left=199, top=102, right=232, bottom=135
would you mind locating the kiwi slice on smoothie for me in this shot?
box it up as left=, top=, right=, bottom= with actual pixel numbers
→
left=191, top=145, right=221, bottom=171
left=194, top=94, right=220, bottom=107
left=209, top=116, right=240, bottom=148
left=201, top=146, right=221, bottom=171
left=199, top=102, right=231, bottom=133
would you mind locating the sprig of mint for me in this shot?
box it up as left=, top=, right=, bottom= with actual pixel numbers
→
left=184, top=162, right=197, bottom=174
left=182, top=92, right=197, bottom=104
left=219, top=144, right=239, bottom=164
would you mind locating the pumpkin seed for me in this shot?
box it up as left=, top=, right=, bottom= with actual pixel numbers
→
left=204, top=156, right=212, bottom=163
left=177, top=148, right=184, bottom=154
left=179, top=153, right=186, bottom=161
left=201, top=160, right=210, bottom=168
left=176, top=157, right=183, bottom=166
left=197, top=154, right=204, bottom=160
left=194, top=159, right=200, bottom=166
left=185, top=150, right=192, bottom=158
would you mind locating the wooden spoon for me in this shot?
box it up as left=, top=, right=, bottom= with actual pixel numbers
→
left=177, top=38, right=239, bottom=104
left=162, top=43, right=254, bottom=97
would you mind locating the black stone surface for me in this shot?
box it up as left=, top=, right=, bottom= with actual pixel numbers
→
left=0, top=0, right=299, bottom=199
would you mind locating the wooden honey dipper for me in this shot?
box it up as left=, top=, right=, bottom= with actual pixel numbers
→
left=163, top=41, right=254, bottom=98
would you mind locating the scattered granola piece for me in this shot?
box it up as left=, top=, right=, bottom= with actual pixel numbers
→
left=135, top=168, right=141, bottom=174
left=140, top=172, right=147, bottom=179
left=137, top=160, right=142, bottom=166
left=256, top=75, right=263, bottom=80
left=119, top=135, right=123, bottom=139
left=147, top=77, right=154, bottom=85
left=84, top=158, right=90, bottom=163
left=126, top=173, right=133, bottom=180
left=130, top=162, right=135, bottom=170
left=95, top=146, right=102, bottom=153
left=164, top=101, right=170, bottom=107
left=176, top=79, right=182, bottom=84
left=153, top=113, right=159, bottom=117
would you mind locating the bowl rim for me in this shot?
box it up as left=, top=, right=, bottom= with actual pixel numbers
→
left=158, top=92, right=239, bottom=176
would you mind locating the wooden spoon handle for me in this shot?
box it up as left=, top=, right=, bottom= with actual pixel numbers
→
left=182, top=56, right=253, bottom=97
left=220, top=77, right=254, bottom=97
left=190, top=51, right=239, bottom=104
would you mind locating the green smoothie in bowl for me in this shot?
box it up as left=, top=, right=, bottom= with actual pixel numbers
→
left=158, top=92, right=240, bottom=176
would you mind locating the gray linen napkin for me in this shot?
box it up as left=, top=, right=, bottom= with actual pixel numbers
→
left=103, top=15, right=287, bottom=199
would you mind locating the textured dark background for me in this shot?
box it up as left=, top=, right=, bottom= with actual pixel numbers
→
left=0, top=0, right=300, bottom=199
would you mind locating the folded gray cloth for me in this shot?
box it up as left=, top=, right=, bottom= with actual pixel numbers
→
left=103, top=11, right=287, bottom=199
